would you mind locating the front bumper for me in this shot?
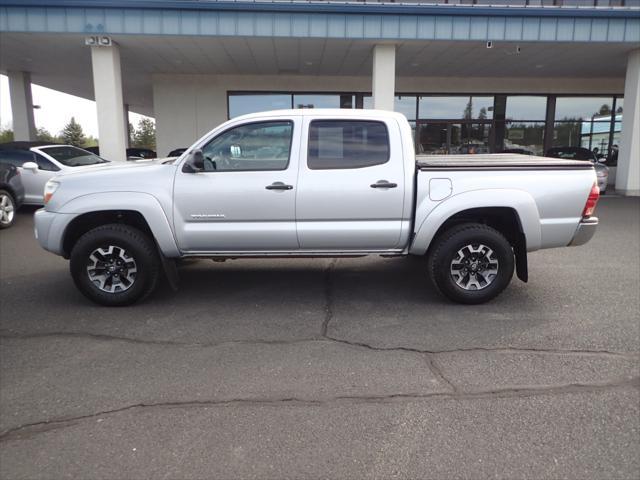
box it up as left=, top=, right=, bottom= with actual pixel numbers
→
left=34, top=208, right=75, bottom=256
left=569, top=217, right=598, bottom=247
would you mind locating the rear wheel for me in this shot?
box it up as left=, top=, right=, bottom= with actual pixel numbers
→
left=0, top=190, right=16, bottom=229
left=428, top=223, right=514, bottom=304
left=70, top=224, right=160, bottom=306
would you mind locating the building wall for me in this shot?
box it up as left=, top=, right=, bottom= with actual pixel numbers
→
left=153, top=73, right=624, bottom=157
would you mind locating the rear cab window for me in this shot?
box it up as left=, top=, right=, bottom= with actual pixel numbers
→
left=307, top=120, right=390, bottom=170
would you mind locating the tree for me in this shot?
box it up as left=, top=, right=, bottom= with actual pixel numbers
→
left=60, top=117, right=86, bottom=146
left=0, top=128, right=13, bottom=143
left=36, top=127, right=57, bottom=143
left=598, top=104, right=612, bottom=116
left=131, top=118, right=156, bottom=150
left=463, top=98, right=473, bottom=120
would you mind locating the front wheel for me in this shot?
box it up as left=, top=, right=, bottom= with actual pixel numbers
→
left=0, top=190, right=16, bottom=229
left=70, top=224, right=160, bottom=306
left=427, top=223, right=515, bottom=304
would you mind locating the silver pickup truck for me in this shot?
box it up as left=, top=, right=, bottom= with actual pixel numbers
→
left=34, top=109, right=600, bottom=306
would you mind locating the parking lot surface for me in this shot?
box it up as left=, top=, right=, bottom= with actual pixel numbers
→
left=1, top=198, right=638, bottom=479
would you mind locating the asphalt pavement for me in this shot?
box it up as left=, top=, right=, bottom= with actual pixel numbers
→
left=0, top=197, right=638, bottom=479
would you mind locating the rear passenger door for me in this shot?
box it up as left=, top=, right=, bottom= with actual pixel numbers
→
left=0, top=149, right=59, bottom=204
left=296, top=117, right=405, bottom=251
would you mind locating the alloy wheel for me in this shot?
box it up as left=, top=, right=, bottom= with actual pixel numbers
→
left=86, top=245, right=138, bottom=293
left=450, top=243, right=499, bottom=291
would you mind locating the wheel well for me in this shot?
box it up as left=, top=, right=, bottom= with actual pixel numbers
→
left=0, top=185, right=15, bottom=200
left=429, top=207, right=528, bottom=282
left=62, top=210, right=154, bottom=258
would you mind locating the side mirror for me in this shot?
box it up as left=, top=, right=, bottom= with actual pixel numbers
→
left=181, top=149, right=205, bottom=173
left=22, top=161, right=38, bottom=173
left=230, top=144, right=242, bottom=158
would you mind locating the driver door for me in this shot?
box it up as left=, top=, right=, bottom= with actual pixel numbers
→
left=173, top=117, right=301, bottom=253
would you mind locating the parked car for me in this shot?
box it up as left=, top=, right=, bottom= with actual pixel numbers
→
left=0, top=143, right=109, bottom=204
left=168, top=148, right=187, bottom=157
left=34, top=109, right=600, bottom=306
left=85, top=146, right=158, bottom=160
left=546, top=146, right=609, bottom=194
left=0, top=163, right=25, bottom=229
left=127, top=147, right=157, bottom=159
left=501, top=148, right=534, bottom=155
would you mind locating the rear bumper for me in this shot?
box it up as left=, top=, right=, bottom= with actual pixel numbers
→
left=569, top=217, right=598, bottom=246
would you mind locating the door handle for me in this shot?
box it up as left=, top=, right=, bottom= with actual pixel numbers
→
left=370, top=180, right=398, bottom=189
left=265, top=182, right=293, bottom=190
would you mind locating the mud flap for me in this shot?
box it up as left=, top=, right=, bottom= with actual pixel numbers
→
left=514, top=232, right=528, bottom=283
left=159, top=252, right=180, bottom=291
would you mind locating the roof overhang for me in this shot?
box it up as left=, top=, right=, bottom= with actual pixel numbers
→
left=1, top=1, right=638, bottom=43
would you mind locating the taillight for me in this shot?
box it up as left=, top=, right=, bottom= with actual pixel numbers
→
left=582, top=182, right=600, bottom=218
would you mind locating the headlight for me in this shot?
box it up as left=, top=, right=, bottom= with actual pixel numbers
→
left=43, top=180, right=60, bottom=204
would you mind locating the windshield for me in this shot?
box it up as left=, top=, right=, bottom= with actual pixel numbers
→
left=39, top=146, right=109, bottom=167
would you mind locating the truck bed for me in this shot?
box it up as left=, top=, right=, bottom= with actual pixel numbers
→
left=416, top=154, right=593, bottom=170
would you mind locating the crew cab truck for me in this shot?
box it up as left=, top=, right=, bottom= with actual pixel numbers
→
left=34, top=109, right=600, bottom=306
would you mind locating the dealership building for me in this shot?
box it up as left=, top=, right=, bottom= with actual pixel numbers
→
left=0, top=0, right=639, bottom=194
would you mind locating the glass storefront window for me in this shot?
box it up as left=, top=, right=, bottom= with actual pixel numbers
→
left=505, top=96, right=547, bottom=121
left=418, top=96, right=493, bottom=120
left=229, top=94, right=291, bottom=118
left=555, top=97, right=614, bottom=121
left=417, top=122, right=492, bottom=155
left=294, top=94, right=342, bottom=109
left=395, top=96, right=417, bottom=120
left=503, top=122, right=546, bottom=156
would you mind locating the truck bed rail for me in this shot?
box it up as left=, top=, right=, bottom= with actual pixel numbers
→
left=417, top=154, right=593, bottom=171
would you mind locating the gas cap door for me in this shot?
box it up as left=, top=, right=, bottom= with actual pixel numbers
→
left=429, top=178, right=453, bottom=201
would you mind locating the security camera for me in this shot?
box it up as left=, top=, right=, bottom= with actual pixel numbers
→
left=486, top=41, right=493, bottom=49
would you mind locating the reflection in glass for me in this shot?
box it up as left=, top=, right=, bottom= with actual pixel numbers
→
left=229, top=94, right=291, bottom=118
left=395, top=96, right=417, bottom=120
left=503, top=122, right=545, bottom=155
left=417, top=122, right=492, bottom=155
left=418, top=96, right=493, bottom=120
left=505, top=96, right=547, bottom=120
left=293, top=94, right=341, bottom=109
left=555, top=97, right=614, bottom=121
left=580, top=120, right=617, bottom=157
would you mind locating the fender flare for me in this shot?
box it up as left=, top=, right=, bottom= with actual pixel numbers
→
left=58, top=191, right=180, bottom=257
left=409, top=189, right=542, bottom=256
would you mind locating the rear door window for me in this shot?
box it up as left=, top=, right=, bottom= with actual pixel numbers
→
left=307, top=120, right=390, bottom=170
left=0, top=149, right=35, bottom=167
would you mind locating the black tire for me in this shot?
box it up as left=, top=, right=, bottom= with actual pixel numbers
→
left=427, top=223, right=514, bottom=304
left=70, top=224, right=160, bottom=306
left=0, top=189, right=16, bottom=229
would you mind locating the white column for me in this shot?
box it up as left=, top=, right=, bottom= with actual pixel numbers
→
left=91, top=44, right=127, bottom=162
left=616, top=49, right=640, bottom=196
left=8, top=71, right=36, bottom=141
left=371, top=45, right=396, bottom=111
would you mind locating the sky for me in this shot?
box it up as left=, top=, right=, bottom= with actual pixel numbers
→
left=0, top=74, right=152, bottom=138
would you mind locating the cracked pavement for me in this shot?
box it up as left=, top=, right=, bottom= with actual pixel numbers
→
left=0, top=198, right=639, bottom=479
